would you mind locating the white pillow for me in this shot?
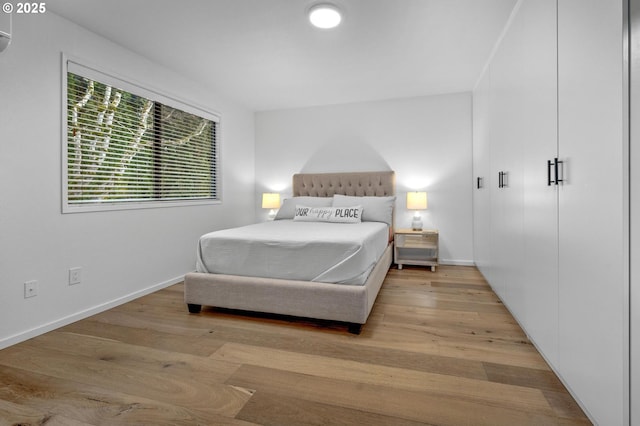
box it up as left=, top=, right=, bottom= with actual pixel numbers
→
left=274, top=196, right=333, bottom=220
left=293, top=205, right=363, bottom=223
left=332, top=194, right=396, bottom=225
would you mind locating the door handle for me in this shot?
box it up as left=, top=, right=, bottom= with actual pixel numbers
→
left=547, top=158, right=564, bottom=185
left=554, top=158, right=564, bottom=185
left=498, top=171, right=507, bottom=188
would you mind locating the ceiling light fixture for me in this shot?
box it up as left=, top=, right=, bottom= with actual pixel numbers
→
left=308, top=3, right=342, bottom=29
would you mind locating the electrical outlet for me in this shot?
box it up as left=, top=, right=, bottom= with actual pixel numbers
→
left=24, top=280, right=38, bottom=298
left=69, top=267, right=82, bottom=285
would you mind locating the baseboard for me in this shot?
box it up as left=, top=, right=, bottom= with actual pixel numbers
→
left=439, top=259, right=475, bottom=266
left=0, top=274, right=185, bottom=350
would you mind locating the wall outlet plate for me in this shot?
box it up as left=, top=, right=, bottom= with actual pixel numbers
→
left=24, top=280, right=38, bottom=298
left=69, top=267, right=82, bottom=285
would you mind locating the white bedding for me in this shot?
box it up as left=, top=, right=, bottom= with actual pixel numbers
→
left=196, top=220, right=390, bottom=285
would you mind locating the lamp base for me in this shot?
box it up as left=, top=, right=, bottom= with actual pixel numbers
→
left=411, top=216, right=423, bottom=231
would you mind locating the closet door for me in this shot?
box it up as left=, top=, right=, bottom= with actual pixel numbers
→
left=557, top=0, right=627, bottom=423
left=474, top=0, right=559, bottom=365
left=519, top=0, right=559, bottom=366
left=472, top=71, right=492, bottom=275
left=488, top=7, right=525, bottom=318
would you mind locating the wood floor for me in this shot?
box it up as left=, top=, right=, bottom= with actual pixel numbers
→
left=0, top=265, right=590, bottom=425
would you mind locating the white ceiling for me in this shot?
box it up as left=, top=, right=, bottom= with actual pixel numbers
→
left=48, top=0, right=517, bottom=111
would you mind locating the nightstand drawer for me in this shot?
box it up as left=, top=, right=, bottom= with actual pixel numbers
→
left=398, top=233, right=438, bottom=249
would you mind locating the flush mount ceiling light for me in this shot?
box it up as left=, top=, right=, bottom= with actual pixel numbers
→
left=308, top=3, right=342, bottom=29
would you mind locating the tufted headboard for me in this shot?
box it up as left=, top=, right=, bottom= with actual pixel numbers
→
left=292, top=171, right=395, bottom=197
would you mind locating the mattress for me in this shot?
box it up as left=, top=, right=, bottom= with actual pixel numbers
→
left=195, top=220, right=390, bottom=285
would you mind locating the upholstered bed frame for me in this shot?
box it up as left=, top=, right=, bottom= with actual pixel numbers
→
left=183, top=171, right=395, bottom=334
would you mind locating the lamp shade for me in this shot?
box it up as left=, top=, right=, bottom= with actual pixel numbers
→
left=407, top=192, right=427, bottom=210
left=262, top=193, right=281, bottom=209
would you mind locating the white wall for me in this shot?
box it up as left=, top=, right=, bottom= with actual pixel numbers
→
left=0, top=12, right=256, bottom=348
left=255, top=93, right=474, bottom=264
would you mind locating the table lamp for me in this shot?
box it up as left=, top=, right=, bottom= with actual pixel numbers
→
left=407, top=191, right=427, bottom=231
left=262, top=193, right=281, bottom=220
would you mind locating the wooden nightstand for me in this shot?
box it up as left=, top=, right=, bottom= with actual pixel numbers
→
left=394, top=228, right=439, bottom=272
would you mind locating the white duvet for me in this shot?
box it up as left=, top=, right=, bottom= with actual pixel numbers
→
left=196, top=220, right=389, bottom=285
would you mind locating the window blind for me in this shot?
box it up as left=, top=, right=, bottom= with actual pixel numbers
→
left=64, top=60, right=219, bottom=211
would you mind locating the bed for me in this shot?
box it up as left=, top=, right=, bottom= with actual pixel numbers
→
left=184, top=171, right=395, bottom=333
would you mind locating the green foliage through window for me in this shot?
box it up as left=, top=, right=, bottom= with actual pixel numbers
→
left=66, top=71, right=218, bottom=207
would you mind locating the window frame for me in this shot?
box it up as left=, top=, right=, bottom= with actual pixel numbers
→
left=61, top=54, right=222, bottom=213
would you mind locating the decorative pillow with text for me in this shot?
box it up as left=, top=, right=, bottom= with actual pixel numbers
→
left=274, top=196, right=333, bottom=220
left=332, top=194, right=396, bottom=225
left=293, top=205, right=363, bottom=223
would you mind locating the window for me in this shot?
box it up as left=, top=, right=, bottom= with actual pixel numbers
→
left=63, top=58, right=220, bottom=212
